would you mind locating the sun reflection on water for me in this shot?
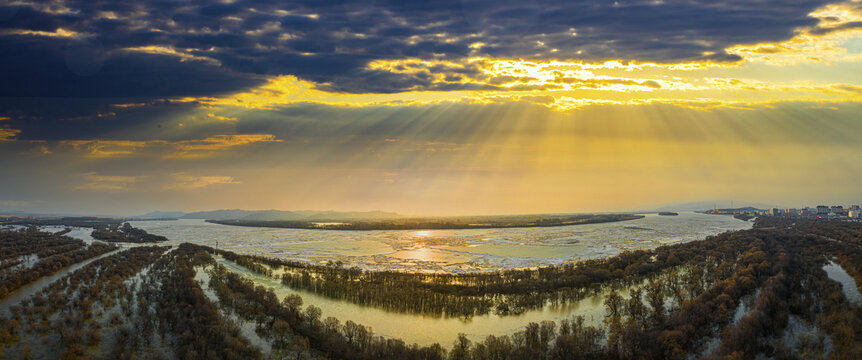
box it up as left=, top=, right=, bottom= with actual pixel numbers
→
left=390, top=246, right=440, bottom=263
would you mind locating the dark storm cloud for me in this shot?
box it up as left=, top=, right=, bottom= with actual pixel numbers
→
left=0, top=36, right=262, bottom=97
left=0, top=98, right=202, bottom=141
left=0, top=0, right=834, bottom=96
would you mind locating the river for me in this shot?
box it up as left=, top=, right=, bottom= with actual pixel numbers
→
left=131, top=211, right=751, bottom=273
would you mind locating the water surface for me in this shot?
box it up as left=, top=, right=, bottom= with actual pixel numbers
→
left=132, top=212, right=750, bottom=273
left=823, top=260, right=862, bottom=304
left=215, top=255, right=627, bottom=346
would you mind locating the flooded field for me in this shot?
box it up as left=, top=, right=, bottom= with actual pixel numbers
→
left=132, top=212, right=751, bottom=273
left=1, top=212, right=753, bottom=348
left=210, top=255, right=643, bottom=346
left=0, top=248, right=123, bottom=316
left=1, top=224, right=97, bottom=244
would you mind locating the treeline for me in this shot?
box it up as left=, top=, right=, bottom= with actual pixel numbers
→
left=0, top=229, right=117, bottom=299
left=91, top=222, right=168, bottom=243
left=209, top=214, right=644, bottom=231
left=449, top=316, right=606, bottom=360
left=757, top=216, right=862, bottom=246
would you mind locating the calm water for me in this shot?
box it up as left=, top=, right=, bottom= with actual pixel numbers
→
left=823, top=260, right=862, bottom=305
left=211, top=255, right=633, bottom=347
left=132, top=212, right=751, bottom=273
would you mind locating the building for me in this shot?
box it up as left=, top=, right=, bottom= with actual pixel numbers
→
left=769, top=208, right=781, bottom=216
left=817, top=205, right=829, bottom=216
left=831, top=205, right=844, bottom=215
left=851, top=205, right=861, bottom=211
left=850, top=210, right=862, bottom=219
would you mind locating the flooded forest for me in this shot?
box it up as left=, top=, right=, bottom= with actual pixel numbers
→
left=1, top=218, right=862, bottom=360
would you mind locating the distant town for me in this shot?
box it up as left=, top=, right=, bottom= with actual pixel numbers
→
left=705, top=204, right=862, bottom=220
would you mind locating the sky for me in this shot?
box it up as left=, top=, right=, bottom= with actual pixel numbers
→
left=1, top=0, right=862, bottom=216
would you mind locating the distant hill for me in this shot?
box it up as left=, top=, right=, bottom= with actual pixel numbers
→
left=645, top=201, right=777, bottom=212
left=181, top=209, right=256, bottom=220
left=134, top=209, right=401, bottom=221
left=134, top=211, right=187, bottom=219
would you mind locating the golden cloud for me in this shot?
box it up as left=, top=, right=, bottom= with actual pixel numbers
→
left=59, top=134, right=281, bottom=158
left=122, top=46, right=220, bottom=64
left=128, top=2, right=862, bottom=113
left=192, top=72, right=861, bottom=112
left=166, top=134, right=281, bottom=158
left=206, top=113, right=238, bottom=122
left=0, top=126, right=20, bottom=142
left=727, top=2, right=862, bottom=65
left=366, top=57, right=707, bottom=92
left=61, top=140, right=149, bottom=157
left=74, top=172, right=142, bottom=191
left=0, top=28, right=83, bottom=38
left=164, top=173, right=240, bottom=190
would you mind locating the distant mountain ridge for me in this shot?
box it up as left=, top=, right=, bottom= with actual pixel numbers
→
left=134, top=211, right=187, bottom=219
left=134, top=209, right=401, bottom=221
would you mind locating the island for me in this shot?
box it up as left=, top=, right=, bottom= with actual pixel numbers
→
left=4, top=217, right=169, bottom=243
left=91, top=222, right=169, bottom=243
left=658, top=211, right=679, bottom=216
left=207, top=213, right=645, bottom=230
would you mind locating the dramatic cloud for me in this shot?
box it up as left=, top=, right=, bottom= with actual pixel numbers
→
left=0, top=0, right=845, bottom=97
left=0, top=0, right=859, bottom=137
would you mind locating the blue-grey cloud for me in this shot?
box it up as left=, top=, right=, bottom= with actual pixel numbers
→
left=0, top=97, right=203, bottom=141
left=0, top=35, right=262, bottom=98
left=0, top=0, right=835, bottom=97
